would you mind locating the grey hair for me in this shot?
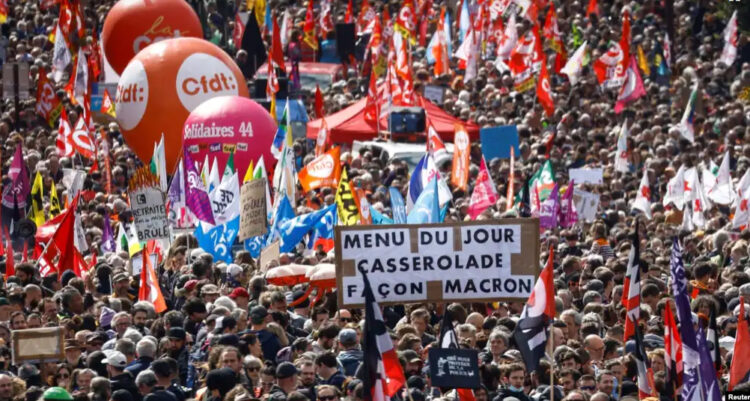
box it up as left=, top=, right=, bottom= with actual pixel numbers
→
left=136, top=338, right=157, bottom=358
left=213, top=296, right=237, bottom=311
left=560, top=310, right=582, bottom=325
left=115, top=339, right=136, bottom=357
left=123, top=328, right=143, bottom=344
left=713, top=230, right=731, bottom=252
left=135, top=370, right=158, bottom=388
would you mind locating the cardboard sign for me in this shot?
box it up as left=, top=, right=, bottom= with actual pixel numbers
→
left=239, top=178, right=268, bottom=240
left=428, top=348, right=481, bottom=389
left=335, top=219, right=540, bottom=307
left=2, top=62, right=31, bottom=101
left=260, top=240, right=280, bottom=273
left=568, top=168, right=603, bottom=185
left=129, top=186, right=170, bottom=241
left=480, top=126, right=519, bottom=161
left=12, top=327, right=64, bottom=365
left=573, top=190, right=600, bottom=222
left=131, top=252, right=159, bottom=277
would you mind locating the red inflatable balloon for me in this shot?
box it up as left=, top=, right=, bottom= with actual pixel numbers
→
left=101, top=0, right=203, bottom=74
left=183, top=96, right=277, bottom=181
left=115, top=38, right=249, bottom=169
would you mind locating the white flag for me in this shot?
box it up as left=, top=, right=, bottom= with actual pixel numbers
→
left=719, top=11, right=738, bottom=68
left=708, top=152, right=734, bottom=205
left=663, top=166, right=685, bottom=210
left=561, top=41, right=587, bottom=86
left=614, top=119, right=629, bottom=173
left=632, top=169, right=651, bottom=219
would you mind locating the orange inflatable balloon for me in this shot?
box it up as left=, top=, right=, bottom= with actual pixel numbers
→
left=115, top=38, right=249, bottom=169
left=101, top=0, right=203, bottom=75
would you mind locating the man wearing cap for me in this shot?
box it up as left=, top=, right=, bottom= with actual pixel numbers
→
left=336, top=329, right=362, bottom=376
left=64, top=339, right=85, bottom=368
left=249, top=306, right=282, bottom=362
left=166, top=327, right=189, bottom=386
left=269, top=362, right=299, bottom=401
left=200, top=284, right=220, bottom=304
left=229, top=287, right=250, bottom=310
left=105, top=351, right=141, bottom=401
left=289, top=290, right=310, bottom=330
left=112, top=273, right=135, bottom=302
left=86, top=332, right=108, bottom=353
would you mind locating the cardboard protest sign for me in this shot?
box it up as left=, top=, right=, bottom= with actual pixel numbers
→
left=428, top=348, right=481, bottom=389
left=260, top=240, right=280, bottom=273
left=12, top=327, right=64, bottom=365
left=573, top=190, right=601, bottom=222
left=335, top=219, right=540, bottom=307
left=480, top=126, right=519, bottom=161
left=239, top=178, right=268, bottom=240
left=128, top=168, right=169, bottom=242
left=568, top=168, right=603, bottom=185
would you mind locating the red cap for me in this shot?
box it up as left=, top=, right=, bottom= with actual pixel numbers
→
left=229, top=287, right=250, bottom=299
left=184, top=279, right=198, bottom=292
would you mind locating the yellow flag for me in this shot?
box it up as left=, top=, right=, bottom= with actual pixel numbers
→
left=49, top=180, right=61, bottom=217
left=335, top=168, right=360, bottom=225
left=637, top=45, right=651, bottom=77
left=254, top=0, right=266, bottom=27
left=30, top=172, right=45, bottom=226
left=243, top=160, right=255, bottom=183
left=269, top=94, right=277, bottom=125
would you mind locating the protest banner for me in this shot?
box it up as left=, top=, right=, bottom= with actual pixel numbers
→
left=260, top=240, right=280, bottom=273
left=335, top=219, right=540, bottom=307
left=11, top=327, right=64, bottom=365
left=129, top=168, right=169, bottom=242
left=573, top=190, right=601, bottom=222
left=428, top=348, right=480, bottom=389
left=239, top=178, right=268, bottom=240
left=480, top=126, right=520, bottom=161
left=568, top=167, right=603, bottom=185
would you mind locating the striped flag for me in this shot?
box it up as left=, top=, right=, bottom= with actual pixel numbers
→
left=622, top=229, right=640, bottom=341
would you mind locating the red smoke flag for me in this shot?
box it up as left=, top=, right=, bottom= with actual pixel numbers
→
left=730, top=296, right=750, bottom=390
left=394, top=0, right=417, bottom=44
left=360, top=270, right=406, bottom=401
left=664, top=301, right=683, bottom=388
left=622, top=229, right=641, bottom=341
left=586, top=0, right=598, bottom=17
left=315, top=84, right=325, bottom=118
left=303, top=0, right=318, bottom=50
left=536, top=59, right=554, bottom=117
left=271, top=13, right=286, bottom=73
left=139, top=241, right=167, bottom=313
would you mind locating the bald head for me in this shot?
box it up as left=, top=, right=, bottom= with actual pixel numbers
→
left=584, top=335, right=604, bottom=361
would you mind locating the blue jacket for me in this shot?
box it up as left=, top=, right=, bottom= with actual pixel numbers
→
left=125, top=356, right=154, bottom=379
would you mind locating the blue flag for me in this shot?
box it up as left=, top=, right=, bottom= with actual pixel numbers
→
left=278, top=204, right=335, bottom=252
left=370, top=206, right=394, bottom=225
left=390, top=187, right=407, bottom=224
left=670, top=238, right=702, bottom=401
left=195, top=217, right=240, bottom=263
left=244, top=196, right=295, bottom=257
left=308, top=206, right=337, bottom=251
left=697, top=325, right=722, bottom=401
left=407, top=177, right=440, bottom=224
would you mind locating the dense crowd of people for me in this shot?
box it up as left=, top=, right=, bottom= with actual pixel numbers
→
left=0, top=0, right=749, bottom=401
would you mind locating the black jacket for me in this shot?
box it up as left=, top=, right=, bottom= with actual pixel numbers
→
left=110, top=372, right=142, bottom=401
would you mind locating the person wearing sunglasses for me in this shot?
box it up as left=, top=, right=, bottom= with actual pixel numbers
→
left=578, top=375, right=597, bottom=396
left=315, top=384, right=340, bottom=401
left=242, top=356, right=263, bottom=389
left=333, top=310, right=353, bottom=327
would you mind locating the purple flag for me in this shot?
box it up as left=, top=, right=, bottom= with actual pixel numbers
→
left=539, top=184, right=559, bottom=229
left=559, top=180, right=578, bottom=228
left=670, top=238, right=702, bottom=401
left=2, top=144, right=29, bottom=209
left=101, top=212, right=116, bottom=253
left=183, top=150, right=216, bottom=225
left=697, top=325, right=722, bottom=401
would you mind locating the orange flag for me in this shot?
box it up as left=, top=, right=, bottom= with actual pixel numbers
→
left=315, top=118, right=330, bottom=156
left=451, top=123, right=470, bottom=192
left=353, top=188, right=372, bottom=225
left=298, top=147, right=341, bottom=192
left=730, top=296, right=750, bottom=390
left=139, top=241, right=167, bottom=313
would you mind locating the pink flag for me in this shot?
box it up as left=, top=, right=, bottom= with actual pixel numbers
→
left=539, top=184, right=559, bottom=229
left=1, top=144, right=29, bottom=209
left=559, top=180, right=578, bottom=228
left=614, top=56, right=646, bottom=114
left=468, top=158, right=498, bottom=219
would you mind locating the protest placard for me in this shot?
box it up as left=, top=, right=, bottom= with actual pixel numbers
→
left=428, top=348, right=481, bottom=389
left=335, top=219, right=540, bottom=307
left=573, top=190, right=601, bottom=222
left=260, top=240, right=280, bottom=273
left=11, top=327, right=64, bottom=365
left=239, top=178, right=268, bottom=240
left=568, top=167, right=604, bottom=185
left=129, top=168, right=169, bottom=242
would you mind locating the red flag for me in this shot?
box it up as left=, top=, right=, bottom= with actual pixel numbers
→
left=21, top=241, right=28, bottom=263
left=48, top=194, right=84, bottom=277
left=344, top=0, right=353, bottom=23
left=88, top=32, right=102, bottom=82
left=4, top=226, right=14, bottom=277
left=619, top=9, right=631, bottom=64
left=35, top=67, right=63, bottom=128
left=140, top=241, right=167, bottom=313
left=357, top=0, right=374, bottom=34
left=315, top=84, right=325, bottom=118
left=622, top=233, right=641, bottom=341
left=730, top=297, right=750, bottom=390
left=663, top=301, right=683, bottom=388
left=319, top=0, right=334, bottom=37
left=451, top=123, right=470, bottom=192
left=315, top=118, right=330, bottom=156
left=57, top=108, right=75, bottom=157
left=364, top=70, right=379, bottom=123
left=271, top=13, right=286, bottom=73
left=536, top=58, right=554, bottom=117
left=233, top=11, right=245, bottom=48
left=586, top=0, right=599, bottom=17
left=72, top=116, right=96, bottom=159
left=394, top=0, right=417, bottom=44
left=303, top=0, right=318, bottom=50
left=542, top=6, right=563, bottom=53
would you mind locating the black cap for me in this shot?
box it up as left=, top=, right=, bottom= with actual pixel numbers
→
left=167, top=327, right=186, bottom=340
left=276, top=362, right=299, bottom=379
left=250, top=305, right=268, bottom=322
left=86, top=331, right=109, bottom=344
left=112, top=273, right=129, bottom=283
left=292, top=289, right=310, bottom=308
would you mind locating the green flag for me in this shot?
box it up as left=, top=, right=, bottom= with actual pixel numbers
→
left=223, top=152, right=235, bottom=179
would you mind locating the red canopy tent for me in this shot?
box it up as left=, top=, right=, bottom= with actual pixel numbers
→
left=306, top=94, right=479, bottom=144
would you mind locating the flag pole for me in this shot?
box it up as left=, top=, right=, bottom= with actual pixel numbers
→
left=549, top=319, right=554, bottom=401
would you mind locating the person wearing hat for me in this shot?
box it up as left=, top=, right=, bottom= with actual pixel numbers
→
left=200, top=284, right=220, bottom=304
left=229, top=287, right=250, bottom=310
left=249, top=305, right=282, bottom=362
left=268, top=362, right=299, bottom=401
left=336, top=329, right=362, bottom=377
left=112, top=273, right=135, bottom=302
left=86, top=332, right=109, bottom=353
left=289, top=289, right=311, bottom=330
left=104, top=351, right=141, bottom=401
left=166, top=327, right=189, bottom=386
left=64, top=339, right=85, bottom=368
left=42, top=387, right=73, bottom=401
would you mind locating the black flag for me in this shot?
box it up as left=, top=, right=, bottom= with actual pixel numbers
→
left=240, top=10, right=267, bottom=79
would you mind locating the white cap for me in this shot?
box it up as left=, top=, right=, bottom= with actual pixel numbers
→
left=102, top=351, right=127, bottom=369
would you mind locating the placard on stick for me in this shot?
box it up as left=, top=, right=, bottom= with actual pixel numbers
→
left=260, top=240, right=280, bottom=273
left=239, top=178, right=268, bottom=240
left=428, top=348, right=480, bottom=389
left=128, top=167, right=169, bottom=242
left=12, top=327, right=64, bottom=365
